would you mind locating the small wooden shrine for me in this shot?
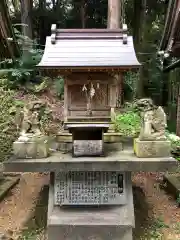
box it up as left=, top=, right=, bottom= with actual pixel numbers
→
left=38, top=25, right=140, bottom=156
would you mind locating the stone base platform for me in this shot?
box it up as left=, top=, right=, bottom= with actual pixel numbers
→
left=4, top=146, right=177, bottom=173
left=134, top=138, right=171, bottom=158
left=13, top=136, right=49, bottom=159
left=48, top=173, right=134, bottom=240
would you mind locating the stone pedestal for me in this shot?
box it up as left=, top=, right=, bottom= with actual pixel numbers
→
left=48, top=172, right=134, bottom=240
left=13, top=135, right=49, bottom=159
left=134, top=138, right=171, bottom=158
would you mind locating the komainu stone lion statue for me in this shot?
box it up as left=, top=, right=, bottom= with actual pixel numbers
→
left=135, top=98, right=167, bottom=141
left=14, top=101, right=49, bottom=158
left=16, top=101, right=45, bottom=137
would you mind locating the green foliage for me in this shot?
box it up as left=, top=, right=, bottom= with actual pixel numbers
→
left=173, top=222, right=180, bottom=234
left=25, top=76, right=51, bottom=93
left=0, top=48, right=43, bottom=88
left=113, top=109, right=141, bottom=137
left=20, top=229, right=44, bottom=240
left=54, top=76, right=64, bottom=99
left=176, top=193, right=180, bottom=205
left=124, top=71, right=139, bottom=100
left=149, top=217, right=169, bottom=239
left=0, top=88, right=23, bottom=162
left=166, top=132, right=180, bottom=160
left=0, top=27, right=43, bottom=89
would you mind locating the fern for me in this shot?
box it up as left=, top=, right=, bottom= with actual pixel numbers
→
left=0, top=26, right=43, bottom=88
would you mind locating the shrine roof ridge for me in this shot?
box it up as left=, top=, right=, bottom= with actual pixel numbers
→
left=50, top=25, right=128, bottom=42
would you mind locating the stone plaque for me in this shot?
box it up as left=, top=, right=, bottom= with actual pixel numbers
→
left=54, top=171, right=127, bottom=205
left=73, top=140, right=103, bottom=157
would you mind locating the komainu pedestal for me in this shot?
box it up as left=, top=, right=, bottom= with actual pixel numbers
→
left=13, top=135, right=49, bottom=159
left=134, top=138, right=171, bottom=158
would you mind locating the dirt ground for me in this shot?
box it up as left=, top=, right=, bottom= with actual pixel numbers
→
left=133, top=172, right=180, bottom=240
left=0, top=173, right=49, bottom=239
left=0, top=172, right=180, bottom=240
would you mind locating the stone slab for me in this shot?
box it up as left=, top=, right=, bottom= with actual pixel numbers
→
left=134, top=138, right=171, bottom=158
left=58, top=142, right=123, bottom=153
left=0, top=176, right=20, bottom=202
left=73, top=140, right=104, bottom=157
left=47, top=172, right=134, bottom=240
left=13, top=139, right=49, bottom=159
left=48, top=225, right=133, bottom=240
left=57, top=142, right=72, bottom=153
left=163, top=173, right=180, bottom=206
left=4, top=146, right=177, bottom=173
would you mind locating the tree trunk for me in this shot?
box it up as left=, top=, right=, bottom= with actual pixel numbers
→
left=161, top=58, right=171, bottom=107
left=0, top=0, right=20, bottom=60
left=107, top=0, right=121, bottom=28
left=39, top=0, right=46, bottom=46
left=133, top=0, right=147, bottom=98
left=162, top=72, right=170, bottom=106
left=107, top=0, right=122, bottom=107
left=133, top=0, right=146, bottom=52
left=20, top=0, right=33, bottom=60
left=20, top=0, right=33, bottom=39
left=176, top=84, right=180, bottom=136
left=80, top=0, right=86, bottom=28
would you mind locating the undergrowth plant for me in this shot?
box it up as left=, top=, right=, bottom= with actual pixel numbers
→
left=0, top=88, right=24, bottom=162
left=54, top=76, right=64, bottom=99
left=123, top=71, right=139, bottom=100
left=149, top=217, right=169, bottom=239
left=113, top=109, right=141, bottom=137
left=166, top=132, right=180, bottom=160
left=0, top=26, right=44, bottom=90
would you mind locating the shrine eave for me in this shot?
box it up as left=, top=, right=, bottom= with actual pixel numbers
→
left=37, top=65, right=141, bottom=74
left=37, top=26, right=141, bottom=72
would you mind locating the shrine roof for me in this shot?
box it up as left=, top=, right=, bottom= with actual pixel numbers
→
left=37, top=26, right=140, bottom=71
